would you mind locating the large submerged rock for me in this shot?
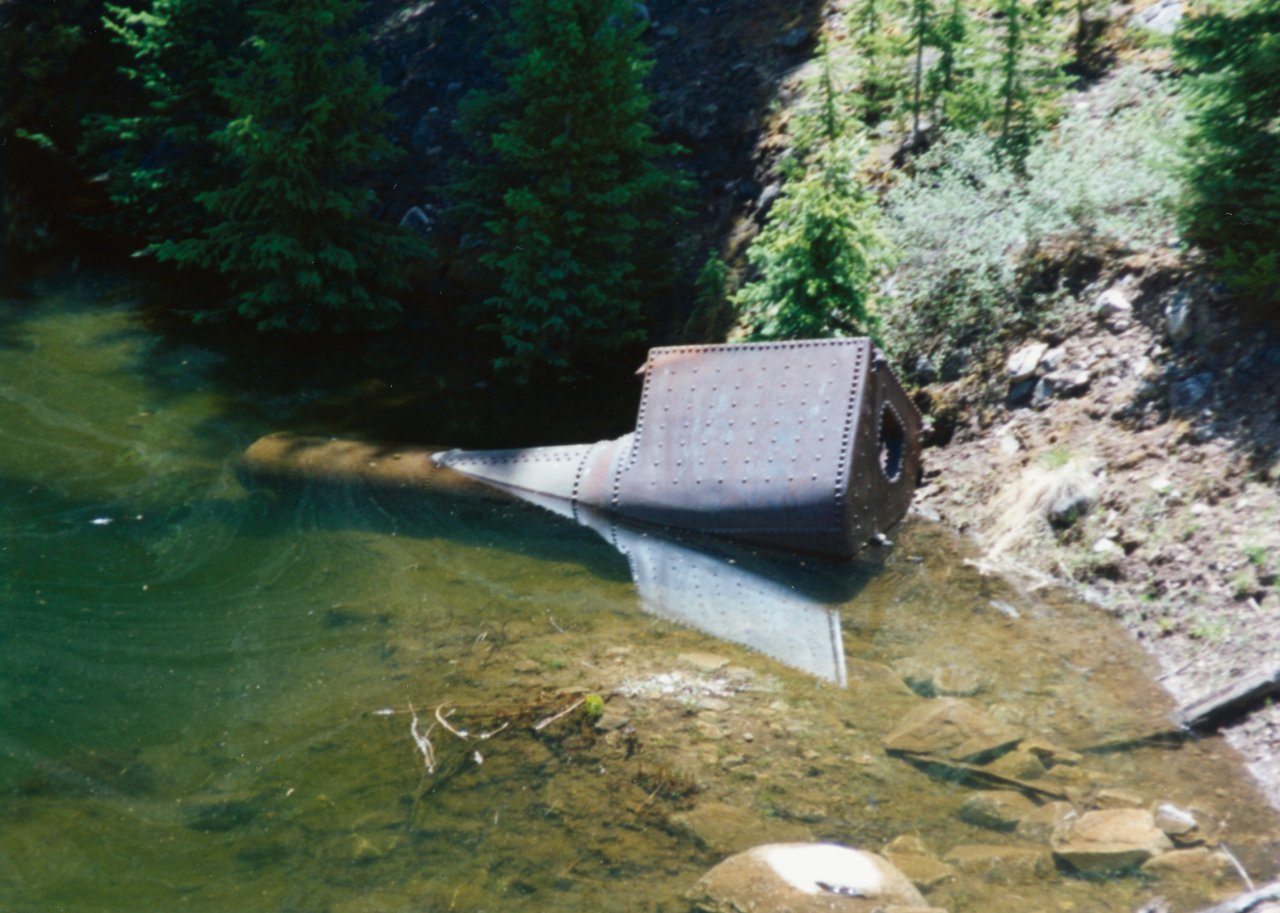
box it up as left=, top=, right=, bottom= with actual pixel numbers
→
left=688, top=843, right=939, bottom=913
left=883, top=698, right=1022, bottom=762
left=1051, top=808, right=1173, bottom=873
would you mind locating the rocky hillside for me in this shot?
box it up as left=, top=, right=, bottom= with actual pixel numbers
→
left=913, top=243, right=1280, bottom=806
left=367, top=0, right=829, bottom=326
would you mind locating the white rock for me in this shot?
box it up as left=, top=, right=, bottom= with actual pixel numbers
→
left=1148, top=477, right=1174, bottom=495
left=997, top=434, right=1021, bottom=456
left=1092, top=538, right=1123, bottom=557
left=688, top=843, right=928, bottom=913
left=1039, top=346, right=1067, bottom=372
left=1152, top=801, right=1199, bottom=838
left=1094, top=288, right=1132, bottom=319
left=1166, top=290, right=1195, bottom=343
left=1007, top=342, right=1049, bottom=383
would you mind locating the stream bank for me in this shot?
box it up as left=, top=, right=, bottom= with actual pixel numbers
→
left=911, top=257, right=1280, bottom=811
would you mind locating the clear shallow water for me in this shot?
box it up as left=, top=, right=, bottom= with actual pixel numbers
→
left=2, top=276, right=1278, bottom=913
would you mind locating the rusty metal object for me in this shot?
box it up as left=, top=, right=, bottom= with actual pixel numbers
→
left=436, top=339, right=922, bottom=558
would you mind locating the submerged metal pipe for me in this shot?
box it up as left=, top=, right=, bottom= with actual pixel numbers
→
left=239, top=432, right=500, bottom=498
left=435, top=339, right=923, bottom=558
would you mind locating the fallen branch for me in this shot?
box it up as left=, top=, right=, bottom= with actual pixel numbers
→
left=434, top=702, right=510, bottom=741
left=408, top=702, right=436, bottom=774
left=435, top=703, right=470, bottom=740
left=1174, top=664, right=1280, bottom=731
left=533, top=698, right=585, bottom=732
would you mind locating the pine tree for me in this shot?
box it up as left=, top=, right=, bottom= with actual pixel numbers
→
left=85, top=0, right=250, bottom=246
left=992, top=0, right=1063, bottom=165
left=849, top=0, right=904, bottom=126
left=907, top=0, right=937, bottom=142
left=153, top=0, right=424, bottom=332
left=456, top=0, right=687, bottom=378
left=1176, top=0, right=1280, bottom=310
left=926, top=0, right=985, bottom=130
left=733, top=45, right=887, bottom=340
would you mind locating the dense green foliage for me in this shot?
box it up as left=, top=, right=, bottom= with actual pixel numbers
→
left=84, top=0, right=250, bottom=246
left=153, top=0, right=423, bottom=331
left=1, top=0, right=125, bottom=263
left=848, top=0, right=905, bottom=125
left=992, top=0, right=1065, bottom=164
left=1176, top=0, right=1280, bottom=311
left=455, top=0, right=687, bottom=378
left=882, top=67, right=1185, bottom=367
left=734, top=47, right=887, bottom=340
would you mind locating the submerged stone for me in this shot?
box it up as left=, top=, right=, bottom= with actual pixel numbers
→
left=1016, top=801, right=1075, bottom=843
left=882, top=836, right=956, bottom=891
left=670, top=804, right=811, bottom=855
left=1140, top=847, right=1234, bottom=881
left=941, top=844, right=1052, bottom=883
left=957, top=790, right=1039, bottom=832
left=883, top=698, right=1022, bottom=762
left=688, top=843, right=929, bottom=912
left=1051, top=808, right=1173, bottom=873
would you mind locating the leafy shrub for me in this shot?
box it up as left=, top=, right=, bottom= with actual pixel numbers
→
left=881, top=66, right=1186, bottom=370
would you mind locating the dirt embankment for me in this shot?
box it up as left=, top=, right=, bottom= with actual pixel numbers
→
left=911, top=258, right=1280, bottom=807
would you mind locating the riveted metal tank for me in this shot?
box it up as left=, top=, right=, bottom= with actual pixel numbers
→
left=434, top=339, right=922, bottom=558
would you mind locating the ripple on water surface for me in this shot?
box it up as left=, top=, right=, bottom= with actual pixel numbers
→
left=1, top=279, right=1276, bottom=913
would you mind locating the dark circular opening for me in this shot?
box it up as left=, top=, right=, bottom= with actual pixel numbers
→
left=878, top=405, right=905, bottom=483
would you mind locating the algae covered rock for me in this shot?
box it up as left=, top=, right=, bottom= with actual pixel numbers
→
left=688, top=842, right=935, bottom=912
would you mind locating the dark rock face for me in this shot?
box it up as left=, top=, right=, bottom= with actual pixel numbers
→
left=366, top=0, right=830, bottom=329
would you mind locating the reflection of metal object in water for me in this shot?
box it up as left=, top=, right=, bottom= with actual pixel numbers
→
left=524, top=491, right=861, bottom=684
left=607, top=521, right=854, bottom=685
left=435, top=339, right=922, bottom=558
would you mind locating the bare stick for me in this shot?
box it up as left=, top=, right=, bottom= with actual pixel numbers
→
left=1219, top=843, right=1256, bottom=892
left=476, top=721, right=509, bottom=740
left=533, top=698, right=585, bottom=731
left=435, top=703, right=471, bottom=740
left=409, top=702, right=436, bottom=773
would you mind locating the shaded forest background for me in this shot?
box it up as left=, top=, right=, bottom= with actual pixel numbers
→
left=1, top=0, right=1276, bottom=388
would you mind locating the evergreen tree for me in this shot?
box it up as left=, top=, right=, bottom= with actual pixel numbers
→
left=849, top=0, right=904, bottom=126
left=456, top=0, right=687, bottom=378
left=926, top=0, right=985, bottom=129
left=1176, top=0, right=1280, bottom=310
left=154, top=0, right=424, bottom=332
left=907, top=0, right=937, bottom=142
left=992, top=0, right=1063, bottom=165
left=733, top=45, right=887, bottom=340
left=84, top=0, right=250, bottom=247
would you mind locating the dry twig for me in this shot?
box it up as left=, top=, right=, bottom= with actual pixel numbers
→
left=533, top=698, right=585, bottom=731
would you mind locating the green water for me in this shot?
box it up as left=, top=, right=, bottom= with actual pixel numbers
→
left=2, top=276, right=1277, bottom=913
